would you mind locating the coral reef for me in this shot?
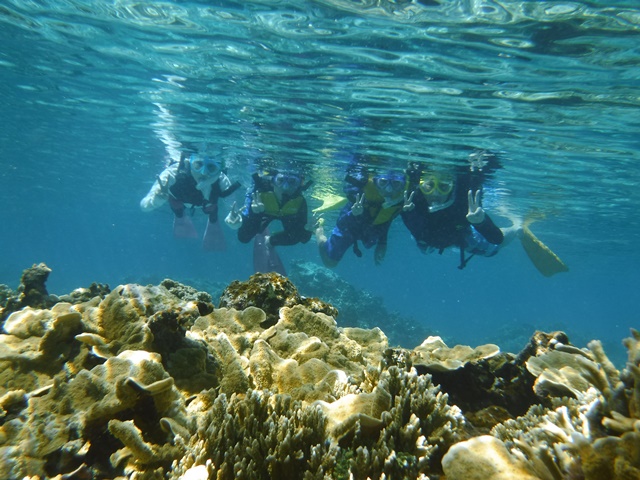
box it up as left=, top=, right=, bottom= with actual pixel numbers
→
left=0, top=266, right=465, bottom=479
left=486, top=330, right=640, bottom=480
left=409, top=335, right=539, bottom=422
left=1, top=263, right=639, bottom=479
left=57, top=282, right=111, bottom=305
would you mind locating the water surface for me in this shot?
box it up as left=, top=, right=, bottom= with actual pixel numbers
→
left=1, top=0, right=638, bottom=364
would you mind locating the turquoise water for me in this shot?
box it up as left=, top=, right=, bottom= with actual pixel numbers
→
left=1, top=0, right=639, bottom=364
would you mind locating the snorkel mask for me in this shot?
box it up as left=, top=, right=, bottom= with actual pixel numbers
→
left=419, top=172, right=456, bottom=212
left=373, top=172, right=406, bottom=202
left=189, top=154, right=222, bottom=179
left=273, top=173, right=303, bottom=194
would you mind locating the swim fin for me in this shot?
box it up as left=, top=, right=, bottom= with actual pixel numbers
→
left=253, top=228, right=287, bottom=276
left=202, top=219, right=226, bottom=251
left=520, top=220, right=568, bottom=277
left=173, top=215, right=198, bottom=239
left=312, top=193, right=348, bottom=214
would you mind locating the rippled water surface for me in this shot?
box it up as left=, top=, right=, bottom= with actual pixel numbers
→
left=1, top=0, right=639, bottom=363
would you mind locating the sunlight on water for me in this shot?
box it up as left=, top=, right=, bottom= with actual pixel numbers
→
left=1, top=0, right=639, bottom=255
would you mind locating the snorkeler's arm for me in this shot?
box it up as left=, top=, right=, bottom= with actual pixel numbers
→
left=466, top=190, right=503, bottom=244
left=218, top=172, right=242, bottom=198
left=140, top=164, right=178, bottom=212
left=350, top=193, right=365, bottom=216
left=471, top=213, right=504, bottom=245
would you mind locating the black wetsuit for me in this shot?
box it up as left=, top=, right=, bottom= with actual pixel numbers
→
left=237, top=174, right=312, bottom=247
left=401, top=174, right=503, bottom=267
left=168, top=158, right=240, bottom=222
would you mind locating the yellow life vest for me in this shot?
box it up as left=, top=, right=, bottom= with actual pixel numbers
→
left=362, top=180, right=403, bottom=225
left=259, top=191, right=303, bottom=217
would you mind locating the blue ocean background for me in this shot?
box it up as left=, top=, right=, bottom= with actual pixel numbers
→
left=1, top=0, right=638, bottom=366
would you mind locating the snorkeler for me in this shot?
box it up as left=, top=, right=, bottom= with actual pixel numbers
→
left=140, top=151, right=241, bottom=250
left=400, top=153, right=511, bottom=269
left=224, top=169, right=313, bottom=275
left=315, top=166, right=407, bottom=267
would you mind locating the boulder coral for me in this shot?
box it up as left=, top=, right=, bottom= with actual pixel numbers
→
left=442, top=435, right=541, bottom=480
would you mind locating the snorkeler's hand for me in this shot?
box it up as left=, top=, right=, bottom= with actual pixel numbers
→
left=351, top=193, right=365, bottom=216
left=402, top=190, right=415, bottom=212
left=314, top=216, right=326, bottom=241
left=374, top=242, right=387, bottom=265
left=202, top=203, right=217, bottom=215
left=466, top=190, right=486, bottom=224
left=156, top=174, right=172, bottom=197
left=225, top=202, right=243, bottom=230
left=251, top=192, right=265, bottom=214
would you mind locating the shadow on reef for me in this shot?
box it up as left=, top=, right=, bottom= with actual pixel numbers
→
left=1, top=263, right=640, bottom=480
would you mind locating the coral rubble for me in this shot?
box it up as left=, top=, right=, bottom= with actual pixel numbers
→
left=0, top=263, right=639, bottom=479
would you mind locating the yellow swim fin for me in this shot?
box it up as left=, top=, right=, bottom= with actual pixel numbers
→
left=312, top=193, right=348, bottom=214
left=520, top=219, right=568, bottom=277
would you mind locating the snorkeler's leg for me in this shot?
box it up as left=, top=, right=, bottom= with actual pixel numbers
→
left=271, top=216, right=312, bottom=246
left=173, top=215, right=198, bottom=239
left=253, top=225, right=286, bottom=276
left=495, top=208, right=523, bottom=248
left=202, top=217, right=226, bottom=251
left=464, top=226, right=501, bottom=257
left=500, top=216, right=523, bottom=247
left=169, top=198, right=198, bottom=239
left=237, top=212, right=264, bottom=243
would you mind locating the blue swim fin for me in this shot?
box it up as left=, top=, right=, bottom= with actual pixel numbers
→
left=253, top=228, right=286, bottom=276
left=173, top=215, right=198, bottom=239
left=202, top=219, right=227, bottom=251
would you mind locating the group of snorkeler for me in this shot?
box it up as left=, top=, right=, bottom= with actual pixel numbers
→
left=141, top=149, right=565, bottom=276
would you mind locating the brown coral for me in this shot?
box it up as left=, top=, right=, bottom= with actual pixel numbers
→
left=218, top=272, right=338, bottom=326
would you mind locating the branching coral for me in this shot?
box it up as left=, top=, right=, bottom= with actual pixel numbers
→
left=171, top=367, right=465, bottom=480
left=170, top=389, right=336, bottom=480
left=346, top=366, right=465, bottom=479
